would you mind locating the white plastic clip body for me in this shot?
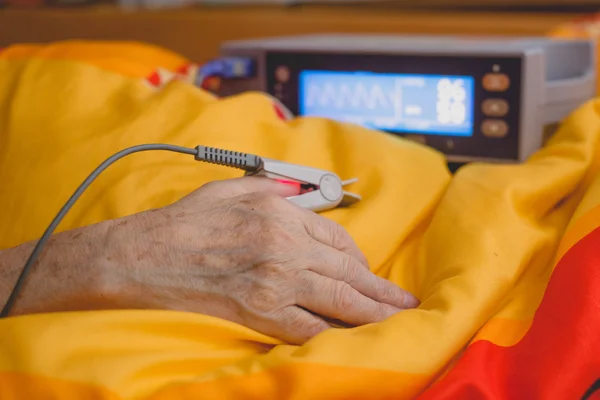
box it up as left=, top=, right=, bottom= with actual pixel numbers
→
left=245, top=158, right=361, bottom=212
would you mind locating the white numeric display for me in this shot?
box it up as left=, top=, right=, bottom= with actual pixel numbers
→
left=436, top=78, right=468, bottom=125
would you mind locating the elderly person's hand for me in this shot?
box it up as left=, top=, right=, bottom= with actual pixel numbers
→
left=0, top=177, right=419, bottom=344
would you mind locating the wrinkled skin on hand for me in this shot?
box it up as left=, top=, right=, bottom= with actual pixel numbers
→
left=105, top=177, right=419, bottom=345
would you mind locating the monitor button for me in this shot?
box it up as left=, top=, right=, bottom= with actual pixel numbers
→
left=482, top=99, right=509, bottom=117
left=482, top=73, right=510, bottom=92
left=275, top=66, right=290, bottom=83
left=482, top=119, right=509, bottom=138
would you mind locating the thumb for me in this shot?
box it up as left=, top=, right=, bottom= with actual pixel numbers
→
left=202, top=176, right=301, bottom=199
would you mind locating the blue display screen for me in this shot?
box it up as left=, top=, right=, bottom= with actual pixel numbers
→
left=298, top=70, right=475, bottom=136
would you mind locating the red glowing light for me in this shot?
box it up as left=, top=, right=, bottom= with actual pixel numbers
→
left=276, top=179, right=300, bottom=187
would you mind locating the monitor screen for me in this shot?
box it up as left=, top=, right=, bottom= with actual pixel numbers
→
left=298, top=70, right=475, bottom=137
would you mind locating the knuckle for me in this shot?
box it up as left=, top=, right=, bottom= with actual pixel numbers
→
left=332, top=283, right=356, bottom=313
left=328, top=221, right=353, bottom=249
left=331, top=221, right=347, bottom=240
left=339, top=255, right=358, bottom=284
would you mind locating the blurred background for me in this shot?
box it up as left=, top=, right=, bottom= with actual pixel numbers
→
left=1, top=0, right=599, bottom=64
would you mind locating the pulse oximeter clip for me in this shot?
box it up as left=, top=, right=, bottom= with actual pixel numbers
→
left=195, top=145, right=361, bottom=213
left=245, top=157, right=361, bottom=213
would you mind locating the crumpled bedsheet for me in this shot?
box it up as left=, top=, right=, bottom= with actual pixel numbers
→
left=0, top=41, right=598, bottom=400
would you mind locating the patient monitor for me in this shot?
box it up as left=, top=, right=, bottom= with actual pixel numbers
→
left=219, top=34, right=596, bottom=164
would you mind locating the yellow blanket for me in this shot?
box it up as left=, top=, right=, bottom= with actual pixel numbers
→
left=0, top=42, right=599, bottom=400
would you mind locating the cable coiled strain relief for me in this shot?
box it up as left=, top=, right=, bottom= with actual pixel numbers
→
left=195, top=145, right=262, bottom=171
